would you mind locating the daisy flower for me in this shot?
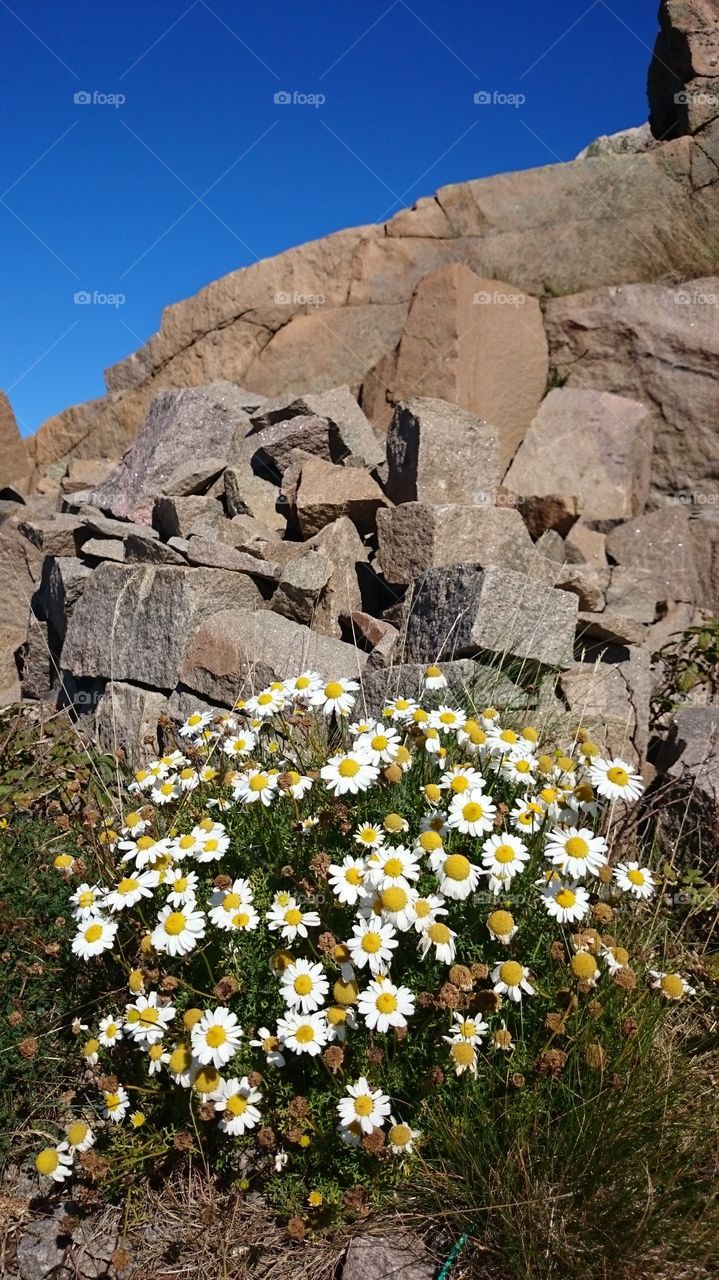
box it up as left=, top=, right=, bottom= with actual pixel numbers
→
left=614, top=861, right=655, bottom=900
left=649, top=971, right=696, bottom=1000
left=246, top=687, right=285, bottom=718
left=151, top=778, right=180, bottom=807
left=168, top=1043, right=194, bottom=1087
left=70, top=883, right=105, bottom=919
left=65, top=1121, right=95, bottom=1153
left=281, top=769, right=313, bottom=800
left=367, top=844, right=421, bottom=889
left=71, top=916, right=118, bottom=961
left=457, top=721, right=488, bottom=755
left=486, top=909, right=517, bottom=945
left=511, top=799, right=546, bottom=835
left=588, top=756, right=644, bottom=803
left=280, top=959, right=329, bottom=1013
left=320, top=750, right=379, bottom=796
left=222, top=730, right=257, bottom=758
left=98, top=1014, right=123, bottom=1048
left=377, top=882, right=418, bottom=932
left=325, top=1004, right=357, bottom=1043
left=172, top=830, right=205, bottom=859
left=283, top=671, right=323, bottom=701
left=501, top=753, right=537, bottom=787
left=383, top=695, right=418, bottom=723
left=179, top=711, right=213, bottom=738
left=429, top=850, right=481, bottom=901
left=213, top=1076, right=263, bottom=1135
left=124, top=992, right=176, bottom=1045
left=146, top=1043, right=170, bottom=1075
left=354, top=723, right=401, bottom=765
left=249, top=1026, right=286, bottom=1068
left=357, top=976, right=415, bottom=1032
left=354, top=821, right=385, bottom=851
left=600, top=943, right=631, bottom=974
left=417, top=919, right=457, bottom=964
left=440, top=764, right=484, bottom=795
left=423, top=664, right=447, bottom=690
left=310, top=678, right=359, bottom=717
left=408, top=893, right=447, bottom=932
left=266, top=895, right=321, bottom=942
left=492, top=960, right=535, bottom=1003
left=151, top=904, right=206, bottom=957
left=103, top=872, right=154, bottom=913
left=447, top=790, right=497, bottom=836
left=277, top=1010, right=328, bottom=1056
left=443, top=1012, right=489, bottom=1045
left=481, top=833, right=530, bottom=881
left=191, top=1007, right=243, bottom=1068
left=337, top=1077, right=390, bottom=1133
left=545, top=827, right=608, bottom=879
left=103, top=1086, right=130, bottom=1122
left=540, top=880, right=590, bottom=924
left=232, top=769, right=278, bottom=806
left=35, top=1145, right=74, bottom=1182
left=300, top=815, right=319, bottom=833
left=429, top=704, right=467, bottom=734
left=120, top=834, right=173, bottom=870
left=328, top=856, right=367, bottom=906
left=195, top=830, right=231, bottom=863
left=347, top=916, right=398, bottom=974
left=387, top=1117, right=420, bottom=1155
left=166, top=869, right=199, bottom=907
left=448, top=1040, right=478, bottom=1075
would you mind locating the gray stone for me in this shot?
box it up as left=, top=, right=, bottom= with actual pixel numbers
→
left=186, top=536, right=280, bottom=581
left=403, top=563, right=578, bottom=669
left=19, top=514, right=88, bottom=558
left=655, top=706, right=719, bottom=854
left=606, top=507, right=700, bottom=603
left=0, top=621, right=24, bottom=703
left=385, top=397, right=500, bottom=507
left=342, top=1232, right=436, bottom=1280
left=95, top=680, right=168, bottom=762
left=295, top=457, right=389, bottom=538
left=559, top=647, right=651, bottom=762
left=503, top=388, right=654, bottom=522
left=576, top=611, right=646, bottom=647
left=62, top=457, right=118, bottom=494
left=250, top=385, right=384, bottom=469
left=553, top=563, right=610, bottom=611
left=81, top=537, right=126, bottom=563
left=565, top=520, right=608, bottom=569
left=80, top=512, right=159, bottom=540
left=271, top=548, right=334, bottom=624
left=63, top=563, right=265, bottom=688
left=43, top=557, right=92, bottom=645
left=220, top=512, right=276, bottom=551
left=605, top=566, right=662, bottom=622
left=376, top=501, right=537, bottom=586
left=302, top=517, right=369, bottom=637
left=534, top=529, right=570, bottom=563
left=180, top=608, right=367, bottom=704
left=243, top=413, right=334, bottom=475
left=161, top=456, right=229, bottom=496
left=223, top=466, right=286, bottom=533
left=125, top=532, right=187, bottom=565
left=154, top=495, right=225, bottom=540
left=89, top=382, right=256, bottom=523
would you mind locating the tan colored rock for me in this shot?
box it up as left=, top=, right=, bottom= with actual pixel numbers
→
left=377, top=502, right=539, bottom=586
left=504, top=388, right=653, bottom=522
left=369, top=264, right=547, bottom=470
left=295, top=458, right=388, bottom=538
left=606, top=507, right=700, bottom=603
left=385, top=398, right=499, bottom=507
left=271, top=549, right=333, bottom=625
left=62, top=458, right=119, bottom=494
left=301, top=517, right=368, bottom=638
left=0, top=391, right=30, bottom=492
left=95, top=681, right=168, bottom=763
left=565, top=521, right=608, bottom=569
left=649, top=0, right=719, bottom=138
left=545, top=278, right=719, bottom=504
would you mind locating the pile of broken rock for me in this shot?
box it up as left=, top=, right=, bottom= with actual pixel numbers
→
left=1, top=377, right=715, bottom=784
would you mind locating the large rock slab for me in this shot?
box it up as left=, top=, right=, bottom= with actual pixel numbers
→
left=377, top=501, right=540, bottom=586
left=654, top=705, right=719, bottom=860
left=180, top=608, right=367, bottom=704
left=42, top=556, right=92, bottom=645
left=367, top=263, right=548, bottom=468
left=544, top=278, right=719, bottom=504
left=250, top=386, right=384, bottom=469
left=95, top=680, right=168, bottom=762
left=605, top=507, right=700, bottom=603
left=89, top=383, right=256, bottom=523
left=295, top=457, right=389, bottom=538
left=0, top=390, right=31, bottom=493
left=62, top=563, right=264, bottom=688
left=402, top=563, right=578, bottom=668
left=300, top=516, right=369, bottom=637
left=649, top=0, right=719, bottom=138
left=271, top=548, right=333, bottom=624
left=385, top=398, right=500, bottom=507
left=559, top=648, right=651, bottom=762
left=503, top=388, right=653, bottom=522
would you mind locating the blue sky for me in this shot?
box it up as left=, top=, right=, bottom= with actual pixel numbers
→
left=0, top=0, right=658, bottom=436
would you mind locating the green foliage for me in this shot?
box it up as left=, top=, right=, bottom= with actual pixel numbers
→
left=651, top=618, right=719, bottom=719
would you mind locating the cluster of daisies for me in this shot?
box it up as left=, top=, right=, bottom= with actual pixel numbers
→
left=37, top=668, right=697, bottom=1184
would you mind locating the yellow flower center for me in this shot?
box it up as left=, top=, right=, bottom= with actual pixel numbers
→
left=67, top=1122, right=89, bottom=1146
left=383, top=856, right=404, bottom=878
left=627, top=869, right=645, bottom=885
left=149, top=1043, right=165, bottom=1061
left=257, top=692, right=273, bottom=705
left=451, top=1041, right=475, bottom=1066
left=294, top=975, right=313, bottom=996
left=418, top=831, right=443, bottom=853
left=169, top=1044, right=192, bottom=1074
left=324, top=681, right=344, bottom=699
left=556, top=889, right=576, bottom=908
left=249, top=774, right=269, bottom=792
left=36, top=1148, right=60, bottom=1175
left=183, top=1008, right=203, bottom=1029
left=205, top=1025, right=227, bottom=1048
left=83, top=1038, right=99, bottom=1057
left=284, top=908, right=303, bottom=926
left=390, top=1123, right=412, bottom=1146
left=338, top=758, right=361, bottom=778
left=84, top=923, right=103, bottom=943
left=296, top=675, right=310, bottom=689
left=564, top=836, right=589, bottom=860
left=444, top=854, right=471, bottom=881
left=333, top=979, right=358, bottom=1005
left=105, top=1093, right=121, bottom=1110
left=381, top=886, right=408, bottom=912
left=193, top=1067, right=220, bottom=1093
left=227, top=1094, right=248, bottom=1116
left=354, top=1095, right=373, bottom=1116
left=376, top=992, right=398, bottom=1014
left=327, top=1006, right=347, bottom=1026
left=118, top=878, right=138, bottom=895
left=461, top=801, right=483, bottom=823
left=384, top=813, right=405, bottom=832
left=164, top=912, right=187, bottom=936
left=439, top=711, right=456, bottom=725
left=345, top=867, right=363, bottom=885
left=426, top=665, right=441, bottom=678
left=139, top=1007, right=159, bottom=1026
left=178, top=835, right=195, bottom=850
left=371, top=734, right=388, bottom=751
left=500, top=729, right=518, bottom=744
left=137, top=836, right=155, bottom=851
left=428, top=922, right=451, bottom=945
left=660, top=974, right=685, bottom=999
left=514, top=759, right=532, bottom=774
left=361, top=931, right=382, bottom=954
left=295, top=1024, right=315, bottom=1044
left=222, top=892, right=240, bottom=910
left=414, top=899, right=431, bottom=918
left=494, top=844, right=516, bottom=864
left=458, top=1020, right=476, bottom=1037
left=499, top=961, right=524, bottom=987
left=78, top=890, right=95, bottom=908
left=232, top=911, right=250, bottom=928
left=571, top=952, right=597, bottom=980
left=607, top=766, right=629, bottom=786
left=450, top=775, right=470, bottom=794
left=488, top=910, right=514, bottom=935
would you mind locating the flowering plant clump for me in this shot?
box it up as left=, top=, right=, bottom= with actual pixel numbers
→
left=35, top=669, right=699, bottom=1214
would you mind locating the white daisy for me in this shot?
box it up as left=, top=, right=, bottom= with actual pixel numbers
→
left=35, top=1145, right=74, bottom=1182
left=423, top=664, right=447, bottom=690
left=213, top=1076, right=263, bottom=1136
left=649, top=971, right=696, bottom=1000
left=614, top=861, right=655, bottom=900
left=166, top=869, right=199, bottom=907
left=146, top=1043, right=170, bottom=1076
left=320, top=750, right=379, bottom=796
left=376, top=881, right=419, bottom=932
left=195, top=831, right=231, bottom=863
left=222, top=730, right=257, bottom=758
left=447, top=790, right=496, bottom=836
left=600, top=943, right=631, bottom=974
left=103, top=1086, right=130, bottom=1122
left=588, top=757, right=644, bottom=803
left=440, top=764, right=484, bottom=795
left=246, top=687, right=286, bottom=718
left=179, top=711, right=213, bottom=738
left=277, top=1010, right=328, bottom=1056
left=119, top=834, right=173, bottom=870
left=353, top=821, right=385, bottom=851
left=354, top=723, right=401, bottom=765
left=249, top=1026, right=286, bottom=1068
left=443, top=1011, right=489, bottom=1045
left=383, top=695, right=418, bottom=723
left=191, top=1007, right=243, bottom=1068
left=283, top=671, right=323, bottom=701
left=310, top=678, right=359, bottom=717
left=124, top=992, right=175, bottom=1045
left=481, top=833, right=530, bottom=881
left=98, top=1014, right=124, bottom=1048
left=347, top=916, right=398, bottom=975
left=448, top=1040, right=478, bottom=1075
left=281, top=769, right=314, bottom=800
left=417, top=918, right=457, bottom=964
left=511, top=799, right=546, bottom=835
left=65, top=1121, right=95, bottom=1153
left=325, top=1004, right=357, bottom=1043
left=429, top=705, right=467, bottom=735
left=408, top=893, right=447, bottom=932
left=70, top=883, right=105, bottom=919
left=150, top=778, right=181, bottom=807
left=337, top=1077, right=390, bottom=1133
left=357, top=977, right=415, bottom=1033
left=71, top=916, right=118, bottom=961
left=280, top=958, right=329, bottom=1013
left=328, top=855, right=367, bottom=906
left=545, top=827, right=608, bottom=879
left=540, top=879, right=590, bottom=924
left=366, top=844, right=421, bottom=889
left=492, top=960, right=535, bottom=1003
left=232, top=769, right=278, bottom=806
left=151, top=904, right=206, bottom=957
left=429, top=850, right=481, bottom=901
left=266, top=895, right=321, bottom=942
left=103, top=872, right=154, bottom=913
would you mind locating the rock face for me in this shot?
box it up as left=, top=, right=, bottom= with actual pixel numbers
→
left=544, top=279, right=719, bottom=505
left=385, top=398, right=499, bottom=506
left=503, top=388, right=654, bottom=522
left=648, top=0, right=719, bottom=139
left=366, top=262, right=548, bottom=467
left=377, top=502, right=539, bottom=586
left=0, top=390, right=31, bottom=492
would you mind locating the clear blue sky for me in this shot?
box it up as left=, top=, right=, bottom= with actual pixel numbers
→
left=0, top=0, right=658, bottom=436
